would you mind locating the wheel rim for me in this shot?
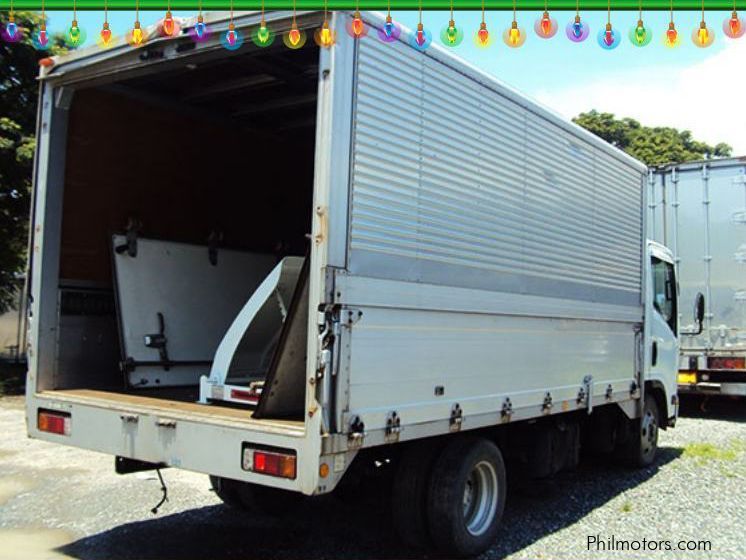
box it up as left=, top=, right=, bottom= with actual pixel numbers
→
left=462, top=460, right=499, bottom=536
left=640, top=407, right=658, bottom=460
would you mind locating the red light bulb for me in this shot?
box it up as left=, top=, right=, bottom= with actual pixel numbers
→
left=162, top=11, right=175, bottom=36
left=540, top=11, right=552, bottom=35
left=227, top=25, right=237, bottom=46
left=478, top=21, right=489, bottom=45
left=729, top=12, right=741, bottom=35
left=38, top=24, right=49, bottom=47
left=416, top=22, right=425, bottom=46
left=666, top=22, right=678, bottom=45
left=604, top=23, right=613, bottom=45
left=351, top=10, right=364, bottom=36
left=100, top=21, right=112, bottom=44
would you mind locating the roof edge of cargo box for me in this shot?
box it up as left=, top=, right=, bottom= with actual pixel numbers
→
left=39, top=10, right=647, bottom=175
left=653, top=154, right=746, bottom=172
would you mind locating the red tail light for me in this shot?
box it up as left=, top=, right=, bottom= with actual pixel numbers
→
left=708, top=357, right=746, bottom=370
left=243, top=446, right=297, bottom=479
left=38, top=409, right=71, bottom=435
left=230, top=388, right=260, bottom=404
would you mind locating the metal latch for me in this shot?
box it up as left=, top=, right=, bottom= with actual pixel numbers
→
left=542, top=392, right=553, bottom=414
left=120, top=413, right=139, bottom=424
left=348, top=416, right=365, bottom=448
left=500, top=398, right=513, bottom=422
left=582, top=375, right=594, bottom=414
left=114, top=218, right=141, bottom=257
left=629, top=381, right=640, bottom=398
left=449, top=403, right=463, bottom=432
left=385, top=411, right=401, bottom=442
left=144, top=312, right=170, bottom=370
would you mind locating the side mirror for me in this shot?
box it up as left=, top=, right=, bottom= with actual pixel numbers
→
left=693, top=292, right=705, bottom=335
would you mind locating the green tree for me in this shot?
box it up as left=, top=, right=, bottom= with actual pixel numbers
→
left=573, top=110, right=732, bottom=166
left=1, top=11, right=64, bottom=313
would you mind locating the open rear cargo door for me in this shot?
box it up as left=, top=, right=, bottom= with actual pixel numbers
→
left=253, top=256, right=310, bottom=420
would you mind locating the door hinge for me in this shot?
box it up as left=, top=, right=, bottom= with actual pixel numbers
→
left=449, top=403, right=463, bottom=432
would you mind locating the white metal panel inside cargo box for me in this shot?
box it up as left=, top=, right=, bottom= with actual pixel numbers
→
left=340, top=33, right=644, bottom=431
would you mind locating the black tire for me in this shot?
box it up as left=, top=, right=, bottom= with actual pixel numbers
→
left=426, top=437, right=507, bottom=558
left=391, top=439, right=444, bottom=550
left=209, top=475, right=305, bottom=516
left=248, top=484, right=306, bottom=516
left=209, top=475, right=246, bottom=510
left=617, top=393, right=660, bottom=468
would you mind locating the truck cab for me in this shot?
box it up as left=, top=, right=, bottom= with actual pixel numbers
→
left=646, top=241, right=681, bottom=425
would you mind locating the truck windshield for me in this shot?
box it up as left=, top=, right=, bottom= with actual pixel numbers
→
left=652, top=257, right=678, bottom=335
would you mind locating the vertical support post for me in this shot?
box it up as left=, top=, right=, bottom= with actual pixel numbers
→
left=26, top=83, right=70, bottom=393
left=670, top=166, right=679, bottom=273
left=702, top=163, right=712, bottom=350
left=647, top=169, right=657, bottom=241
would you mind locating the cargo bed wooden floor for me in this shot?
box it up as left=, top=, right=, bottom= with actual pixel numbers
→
left=39, top=389, right=305, bottom=434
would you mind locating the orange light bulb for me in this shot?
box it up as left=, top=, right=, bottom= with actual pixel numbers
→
left=509, top=22, right=520, bottom=44
left=289, top=25, right=301, bottom=46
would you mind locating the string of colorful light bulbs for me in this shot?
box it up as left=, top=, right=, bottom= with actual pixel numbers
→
left=1, top=1, right=745, bottom=49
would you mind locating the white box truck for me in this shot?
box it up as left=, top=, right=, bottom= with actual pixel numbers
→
left=25, top=10, right=695, bottom=556
left=648, top=158, right=746, bottom=397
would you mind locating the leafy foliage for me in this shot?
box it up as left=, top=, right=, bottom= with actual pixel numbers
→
left=0, top=11, right=64, bottom=313
left=574, top=110, right=732, bottom=166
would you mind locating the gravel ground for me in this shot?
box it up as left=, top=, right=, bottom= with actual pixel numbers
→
left=1, top=395, right=745, bottom=560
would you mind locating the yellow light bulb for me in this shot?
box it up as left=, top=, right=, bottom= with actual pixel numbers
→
left=132, top=21, right=144, bottom=45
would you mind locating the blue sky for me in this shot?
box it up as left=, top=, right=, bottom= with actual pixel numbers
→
left=42, top=9, right=746, bottom=153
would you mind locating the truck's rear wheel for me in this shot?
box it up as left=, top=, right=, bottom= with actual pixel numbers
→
left=426, top=437, right=506, bottom=557
left=209, top=475, right=246, bottom=510
left=391, top=440, right=443, bottom=549
left=617, top=393, right=660, bottom=468
left=209, top=475, right=304, bottom=515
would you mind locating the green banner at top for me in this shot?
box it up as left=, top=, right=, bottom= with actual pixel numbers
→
left=0, top=0, right=740, bottom=8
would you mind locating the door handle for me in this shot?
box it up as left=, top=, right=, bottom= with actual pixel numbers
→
left=652, top=340, right=658, bottom=367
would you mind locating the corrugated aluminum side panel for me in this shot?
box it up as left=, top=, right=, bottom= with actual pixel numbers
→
left=650, top=161, right=746, bottom=350
left=348, top=36, right=643, bottom=307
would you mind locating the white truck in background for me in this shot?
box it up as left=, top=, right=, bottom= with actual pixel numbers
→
left=24, top=10, right=698, bottom=557
left=649, top=158, right=746, bottom=398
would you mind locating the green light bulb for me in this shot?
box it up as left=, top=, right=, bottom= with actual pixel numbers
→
left=447, top=20, right=457, bottom=43
left=635, top=24, right=646, bottom=43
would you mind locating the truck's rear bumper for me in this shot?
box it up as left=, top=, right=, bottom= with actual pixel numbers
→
left=27, top=390, right=314, bottom=493
left=678, top=382, right=746, bottom=397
